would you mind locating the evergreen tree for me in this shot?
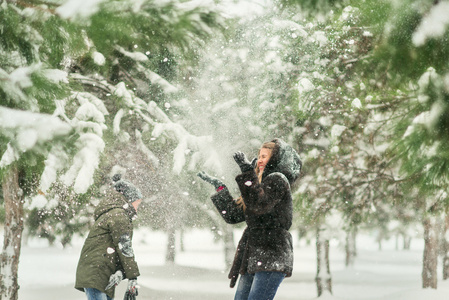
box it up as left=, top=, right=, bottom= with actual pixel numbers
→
left=363, top=0, right=449, bottom=289
left=284, top=0, right=449, bottom=292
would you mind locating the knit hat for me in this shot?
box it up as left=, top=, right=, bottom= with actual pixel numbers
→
left=112, top=174, right=142, bottom=203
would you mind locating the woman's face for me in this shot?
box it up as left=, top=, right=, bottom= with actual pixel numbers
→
left=258, top=148, right=272, bottom=173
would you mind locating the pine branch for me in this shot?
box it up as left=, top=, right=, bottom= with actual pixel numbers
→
left=69, top=74, right=113, bottom=95
left=11, top=0, right=57, bottom=13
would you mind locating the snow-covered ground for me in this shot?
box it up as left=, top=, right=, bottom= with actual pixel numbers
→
left=14, top=228, right=449, bottom=300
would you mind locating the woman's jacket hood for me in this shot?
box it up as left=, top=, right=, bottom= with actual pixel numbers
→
left=262, top=138, right=302, bottom=184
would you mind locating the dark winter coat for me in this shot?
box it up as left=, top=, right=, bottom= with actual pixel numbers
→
left=211, top=138, right=302, bottom=287
left=75, top=189, right=140, bottom=299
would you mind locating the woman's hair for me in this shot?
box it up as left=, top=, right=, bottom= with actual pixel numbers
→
left=235, top=141, right=275, bottom=211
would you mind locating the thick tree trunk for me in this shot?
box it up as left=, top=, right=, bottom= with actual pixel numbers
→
left=315, top=227, right=332, bottom=297
left=165, top=227, right=176, bottom=263
left=422, top=216, right=438, bottom=289
left=0, top=165, right=24, bottom=300
left=345, top=226, right=357, bottom=267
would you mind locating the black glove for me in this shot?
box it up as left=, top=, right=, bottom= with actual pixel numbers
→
left=123, top=279, right=138, bottom=300
left=105, top=270, right=123, bottom=290
left=197, top=171, right=226, bottom=190
left=233, top=151, right=253, bottom=173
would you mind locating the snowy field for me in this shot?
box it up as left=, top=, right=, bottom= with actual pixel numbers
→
left=12, top=228, right=449, bottom=300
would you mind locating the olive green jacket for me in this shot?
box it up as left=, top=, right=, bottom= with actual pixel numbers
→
left=75, top=190, right=140, bottom=299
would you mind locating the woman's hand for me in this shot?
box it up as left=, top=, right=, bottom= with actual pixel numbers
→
left=197, top=171, right=226, bottom=190
left=233, top=151, right=253, bottom=173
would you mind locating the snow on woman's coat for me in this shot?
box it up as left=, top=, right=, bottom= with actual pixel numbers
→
left=211, top=138, right=302, bottom=287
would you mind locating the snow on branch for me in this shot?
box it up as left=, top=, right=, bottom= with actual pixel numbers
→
left=135, top=129, right=160, bottom=167
left=40, top=92, right=108, bottom=194
left=412, top=2, right=449, bottom=46
left=0, top=64, right=42, bottom=110
left=114, top=46, right=179, bottom=94
left=113, top=108, right=125, bottom=135
left=115, top=46, right=149, bottom=62
left=60, top=132, right=105, bottom=193
left=55, top=0, right=105, bottom=20
left=0, top=106, right=72, bottom=168
left=40, top=145, right=69, bottom=192
left=135, top=63, right=179, bottom=94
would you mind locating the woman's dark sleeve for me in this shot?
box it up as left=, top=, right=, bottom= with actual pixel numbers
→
left=235, top=171, right=288, bottom=215
left=211, top=189, right=245, bottom=224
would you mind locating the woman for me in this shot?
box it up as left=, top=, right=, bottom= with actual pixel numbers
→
left=198, top=138, right=302, bottom=300
left=75, top=174, right=142, bottom=300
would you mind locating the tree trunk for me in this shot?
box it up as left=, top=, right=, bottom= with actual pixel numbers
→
left=165, top=227, right=176, bottom=264
left=403, top=234, right=411, bottom=250
left=223, top=224, right=235, bottom=268
left=0, top=165, right=24, bottom=300
left=180, top=228, right=185, bottom=252
left=395, top=234, right=399, bottom=251
left=315, top=227, right=332, bottom=297
left=443, top=214, right=449, bottom=280
left=422, top=216, right=438, bottom=289
left=345, top=226, right=357, bottom=267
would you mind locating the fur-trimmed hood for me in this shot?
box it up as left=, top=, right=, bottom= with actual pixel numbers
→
left=262, top=138, right=302, bottom=184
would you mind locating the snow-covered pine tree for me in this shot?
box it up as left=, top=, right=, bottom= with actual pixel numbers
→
left=0, top=2, right=78, bottom=297
left=269, top=3, right=383, bottom=295
left=286, top=0, right=449, bottom=292
left=367, top=0, right=449, bottom=289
